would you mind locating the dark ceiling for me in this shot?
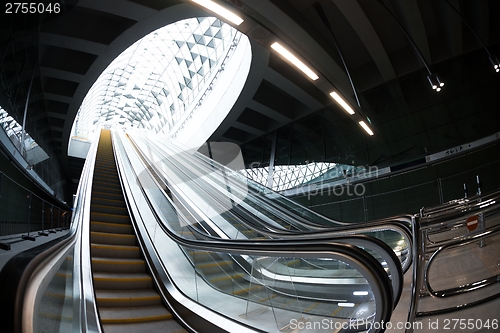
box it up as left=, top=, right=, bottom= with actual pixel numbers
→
left=1, top=0, right=499, bottom=201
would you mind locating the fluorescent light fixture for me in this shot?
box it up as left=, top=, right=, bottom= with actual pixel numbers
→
left=338, top=302, right=355, bottom=307
left=329, top=91, right=355, bottom=115
left=353, top=291, right=369, bottom=296
left=359, top=121, right=374, bottom=136
left=192, top=0, right=244, bottom=26
left=271, top=42, right=319, bottom=80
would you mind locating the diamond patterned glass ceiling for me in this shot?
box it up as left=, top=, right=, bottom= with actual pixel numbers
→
left=74, top=17, right=240, bottom=137
left=243, top=163, right=337, bottom=192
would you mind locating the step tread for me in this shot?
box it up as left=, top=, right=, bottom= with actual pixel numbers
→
left=91, top=221, right=133, bottom=233
left=93, top=272, right=151, bottom=281
left=98, top=305, right=171, bottom=323
left=91, top=231, right=135, bottom=238
left=92, top=257, right=144, bottom=265
left=91, top=244, right=140, bottom=251
left=95, top=289, right=160, bottom=300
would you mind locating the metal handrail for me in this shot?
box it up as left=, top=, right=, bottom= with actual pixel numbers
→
left=424, top=224, right=500, bottom=298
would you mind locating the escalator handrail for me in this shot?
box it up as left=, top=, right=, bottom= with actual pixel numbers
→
left=163, top=135, right=414, bottom=230
left=145, top=133, right=413, bottom=238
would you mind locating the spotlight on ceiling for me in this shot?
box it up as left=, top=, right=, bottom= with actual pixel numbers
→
left=271, top=42, right=319, bottom=81
left=191, top=0, right=244, bottom=26
left=489, top=56, right=500, bottom=73
left=427, top=74, right=444, bottom=92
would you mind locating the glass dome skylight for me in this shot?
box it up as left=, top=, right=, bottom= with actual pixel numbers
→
left=72, top=17, right=243, bottom=139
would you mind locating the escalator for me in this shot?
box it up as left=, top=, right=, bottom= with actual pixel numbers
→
left=125, top=132, right=405, bottom=306
left=130, top=132, right=412, bottom=275
left=89, top=129, right=186, bottom=333
left=1, top=128, right=402, bottom=333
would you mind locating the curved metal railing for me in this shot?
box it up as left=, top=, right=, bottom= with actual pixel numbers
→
left=406, top=189, right=500, bottom=332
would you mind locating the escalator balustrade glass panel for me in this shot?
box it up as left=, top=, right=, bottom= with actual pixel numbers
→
left=183, top=247, right=378, bottom=333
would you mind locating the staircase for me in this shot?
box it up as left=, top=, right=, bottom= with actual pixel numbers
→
left=90, top=129, right=187, bottom=333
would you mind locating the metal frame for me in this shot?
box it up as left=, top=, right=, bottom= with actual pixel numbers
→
left=406, top=188, right=500, bottom=332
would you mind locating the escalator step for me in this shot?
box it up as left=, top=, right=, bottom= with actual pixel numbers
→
left=98, top=304, right=172, bottom=324
left=91, top=197, right=127, bottom=209
left=92, top=184, right=123, bottom=196
left=92, top=204, right=128, bottom=215
left=93, top=272, right=153, bottom=290
left=91, top=243, right=141, bottom=259
left=91, top=231, right=136, bottom=246
left=95, top=289, right=162, bottom=307
left=91, top=212, right=131, bottom=224
left=92, top=191, right=124, bottom=202
left=91, top=221, right=133, bottom=235
left=92, top=257, right=146, bottom=273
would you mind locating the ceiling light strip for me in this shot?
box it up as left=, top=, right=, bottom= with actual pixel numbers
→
left=359, top=120, right=374, bottom=136
left=271, top=42, right=319, bottom=81
left=192, top=0, right=244, bottom=26
left=329, top=92, right=355, bottom=115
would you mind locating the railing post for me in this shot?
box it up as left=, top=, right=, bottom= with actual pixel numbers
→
left=363, top=196, right=368, bottom=221
left=49, top=204, right=56, bottom=233
left=437, top=178, right=444, bottom=204
left=406, top=213, right=424, bottom=333
left=22, top=192, right=35, bottom=241
left=476, top=175, right=485, bottom=248
left=39, top=200, right=48, bottom=236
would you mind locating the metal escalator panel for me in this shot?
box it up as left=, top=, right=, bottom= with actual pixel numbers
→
left=89, top=129, right=186, bottom=333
